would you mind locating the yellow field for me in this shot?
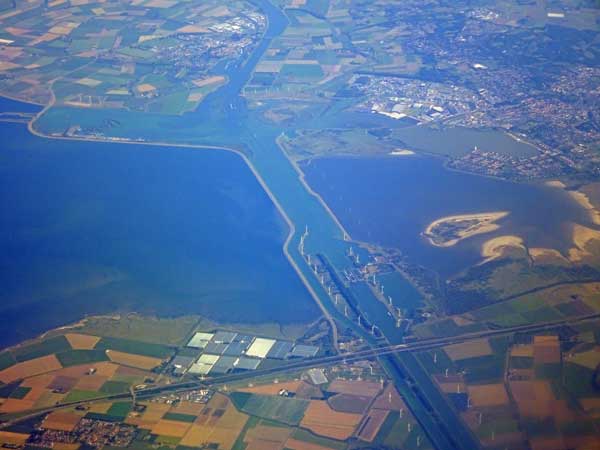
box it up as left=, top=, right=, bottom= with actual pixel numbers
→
left=0, top=398, right=35, bottom=413
left=106, top=350, right=163, bottom=370
left=238, top=380, right=302, bottom=396
left=152, top=419, right=192, bottom=437
left=372, top=385, right=406, bottom=411
left=510, top=380, right=555, bottom=418
left=138, top=402, right=171, bottom=428
left=65, top=333, right=100, bottom=350
left=91, top=361, right=120, bottom=377
left=357, top=408, right=389, bottom=442
left=0, top=431, right=29, bottom=445
left=43, top=411, right=82, bottom=432
left=444, top=339, right=493, bottom=361
left=75, top=374, right=108, bottom=391
left=0, top=354, right=62, bottom=383
left=88, top=402, right=113, bottom=414
left=21, top=385, right=46, bottom=403
left=327, top=379, right=381, bottom=398
left=511, top=344, right=534, bottom=357
left=533, top=338, right=560, bottom=364
left=21, top=373, right=54, bottom=389
left=52, top=443, right=80, bottom=450
left=180, top=394, right=248, bottom=449
left=171, top=400, right=203, bottom=415
left=34, top=391, right=65, bottom=409
left=468, top=384, right=509, bottom=407
left=245, top=424, right=291, bottom=445
left=181, top=424, right=248, bottom=449
left=300, top=400, right=362, bottom=440
left=568, top=348, right=600, bottom=370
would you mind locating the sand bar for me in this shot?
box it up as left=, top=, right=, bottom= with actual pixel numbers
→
left=480, top=235, right=525, bottom=263
left=425, top=211, right=509, bottom=247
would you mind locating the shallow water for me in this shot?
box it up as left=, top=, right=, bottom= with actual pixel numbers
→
left=0, top=116, right=317, bottom=347
left=302, top=154, right=590, bottom=276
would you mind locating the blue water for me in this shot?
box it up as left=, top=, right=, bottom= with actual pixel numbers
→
left=0, top=97, right=42, bottom=114
left=302, top=155, right=590, bottom=276
left=20, top=0, right=478, bottom=445
left=0, top=117, right=318, bottom=347
left=378, top=271, right=423, bottom=312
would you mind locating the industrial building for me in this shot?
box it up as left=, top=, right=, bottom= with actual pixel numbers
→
left=182, top=329, right=319, bottom=376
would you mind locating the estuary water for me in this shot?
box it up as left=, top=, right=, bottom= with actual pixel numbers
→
left=22, top=0, right=477, bottom=444
left=0, top=108, right=317, bottom=348
left=302, top=154, right=590, bottom=276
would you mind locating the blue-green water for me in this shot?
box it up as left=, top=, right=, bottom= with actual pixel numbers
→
left=0, top=97, right=41, bottom=114
left=392, top=125, right=539, bottom=157
left=0, top=116, right=317, bottom=347
left=15, top=0, right=480, bottom=446
left=302, top=155, right=590, bottom=276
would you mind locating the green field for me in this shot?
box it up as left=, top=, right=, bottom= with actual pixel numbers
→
left=64, top=389, right=101, bottom=403
left=290, top=428, right=347, bottom=450
left=8, top=386, right=31, bottom=399
left=56, top=349, right=109, bottom=367
left=12, top=336, right=71, bottom=362
left=230, top=392, right=308, bottom=426
left=106, top=401, right=132, bottom=419
left=99, top=380, right=131, bottom=395
left=94, top=337, right=173, bottom=359
left=0, top=352, right=16, bottom=371
left=163, top=412, right=196, bottom=423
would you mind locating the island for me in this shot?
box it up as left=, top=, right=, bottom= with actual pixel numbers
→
left=423, top=211, right=509, bottom=248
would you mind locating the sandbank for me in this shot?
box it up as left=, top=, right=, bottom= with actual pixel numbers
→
left=480, top=235, right=525, bottom=263
left=568, top=223, right=600, bottom=262
left=425, top=211, right=509, bottom=248
left=389, top=149, right=415, bottom=156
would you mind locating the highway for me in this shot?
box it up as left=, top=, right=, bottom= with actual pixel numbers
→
left=2, top=311, right=598, bottom=431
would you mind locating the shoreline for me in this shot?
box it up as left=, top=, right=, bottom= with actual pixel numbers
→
left=25, top=108, right=340, bottom=350
left=0, top=92, right=45, bottom=107
left=424, top=211, right=509, bottom=248
left=545, top=179, right=600, bottom=227
left=276, top=134, right=353, bottom=242
left=1, top=312, right=319, bottom=354
left=480, top=235, right=525, bottom=264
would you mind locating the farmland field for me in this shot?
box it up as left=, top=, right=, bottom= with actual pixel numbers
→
left=230, top=392, right=309, bottom=426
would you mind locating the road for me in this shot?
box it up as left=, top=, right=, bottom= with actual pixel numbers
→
left=2, top=311, right=597, bottom=430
